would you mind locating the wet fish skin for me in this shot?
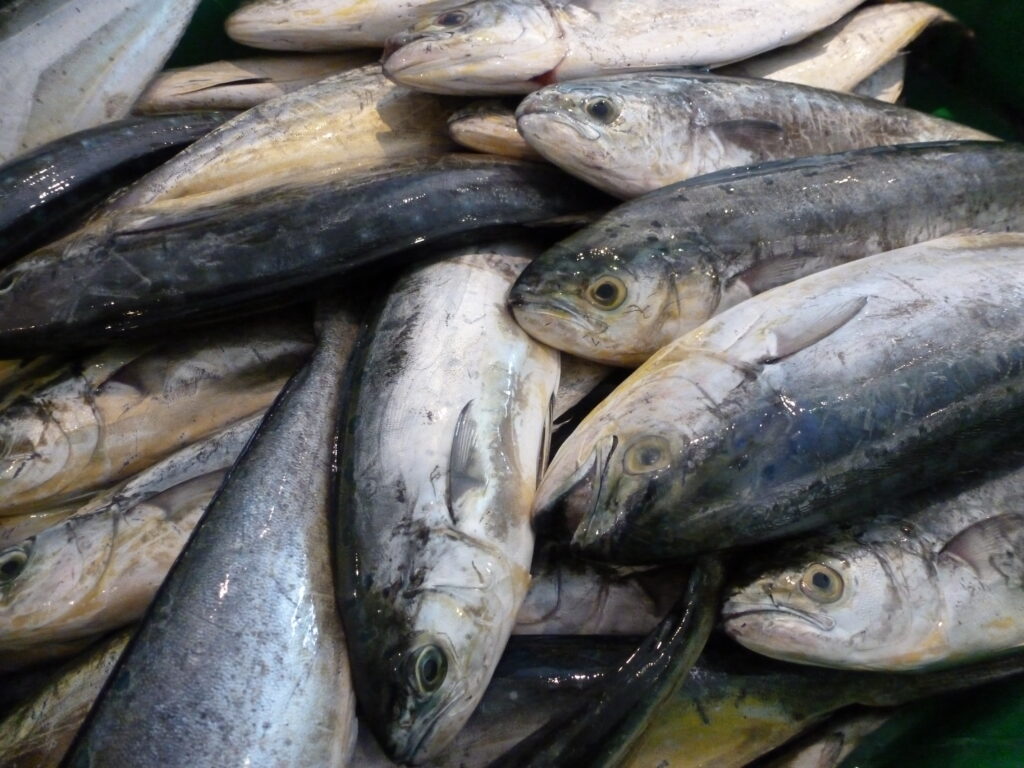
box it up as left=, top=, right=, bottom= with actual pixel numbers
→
left=724, top=452, right=1024, bottom=672
left=721, top=2, right=955, bottom=93
left=64, top=302, right=363, bottom=768
left=448, top=100, right=541, bottom=160
left=0, top=113, right=230, bottom=266
left=115, top=64, right=460, bottom=209
left=0, top=630, right=131, bottom=768
left=762, top=709, right=892, bottom=768
left=0, top=320, right=310, bottom=514
left=509, top=141, right=1024, bottom=366
left=383, top=0, right=863, bottom=95
left=337, top=245, right=559, bottom=764
left=133, top=54, right=375, bottom=113
left=515, top=73, right=994, bottom=198
left=0, top=0, right=203, bottom=162
left=535, top=234, right=1024, bottom=564
left=227, top=0, right=465, bottom=50
left=0, top=156, right=608, bottom=356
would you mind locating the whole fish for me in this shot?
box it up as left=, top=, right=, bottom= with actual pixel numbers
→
left=0, top=320, right=309, bottom=514
left=0, top=113, right=230, bottom=266
left=133, top=54, right=375, bottom=113
left=0, top=156, right=608, bottom=356
left=0, top=0, right=202, bottom=162
left=852, top=56, right=907, bottom=104
left=0, top=630, right=131, bottom=768
left=64, top=302, right=362, bottom=768
left=509, top=141, right=1024, bottom=366
left=721, top=2, right=955, bottom=93
left=382, top=0, right=863, bottom=94
left=724, top=453, right=1024, bottom=672
left=515, top=73, right=993, bottom=198
left=620, top=641, right=1024, bottom=768
left=336, top=245, right=559, bottom=763
left=448, top=100, right=541, bottom=160
left=112, top=64, right=459, bottom=209
left=227, top=0, right=465, bottom=50
left=534, top=233, right=1024, bottom=564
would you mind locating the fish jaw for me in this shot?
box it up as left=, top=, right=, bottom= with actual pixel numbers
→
left=382, top=0, right=566, bottom=95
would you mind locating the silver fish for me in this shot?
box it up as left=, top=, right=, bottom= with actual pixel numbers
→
left=336, top=244, right=560, bottom=763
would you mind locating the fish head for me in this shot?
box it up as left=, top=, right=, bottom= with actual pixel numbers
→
left=722, top=538, right=933, bottom=669
left=509, top=233, right=723, bottom=366
left=516, top=79, right=688, bottom=197
left=382, top=0, right=565, bottom=94
left=361, top=533, right=530, bottom=763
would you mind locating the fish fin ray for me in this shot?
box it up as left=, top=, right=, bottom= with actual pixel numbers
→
left=761, top=295, right=868, bottom=364
left=448, top=400, right=485, bottom=520
left=732, top=255, right=846, bottom=296
left=940, top=513, right=1024, bottom=584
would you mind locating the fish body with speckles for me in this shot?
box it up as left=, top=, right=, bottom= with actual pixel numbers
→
left=534, top=234, right=1024, bottom=564
left=336, top=245, right=559, bottom=764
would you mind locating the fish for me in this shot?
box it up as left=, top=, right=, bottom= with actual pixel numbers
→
left=551, top=354, right=614, bottom=424
left=0, top=155, right=609, bottom=356
left=0, top=112, right=230, bottom=266
left=0, top=414, right=258, bottom=668
left=0, top=319, right=309, bottom=515
left=0, top=0, right=203, bottom=162
left=335, top=244, right=560, bottom=764
left=852, top=56, right=907, bottom=104
left=448, top=100, right=541, bottom=160
left=110, top=63, right=460, bottom=209
left=0, top=629, right=131, bottom=767
left=489, top=557, right=722, bottom=768
left=515, top=72, right=994, bottom=198
left=509, top=141, right=1024, bottom=366
left=620, top=640, right=1024, bottom=768
left=133, top=53, right=375, bottom=113
left=227, top=0, right=466, bottom=50
left=761, top=709, right=892, bottom=768
left=64, top=301, right=363, bottom=767
left=382, top=0, right=863, bottom=95
left=724, top=451, right=1024, bottom=672
left=534, top=233, right=1024, bottom=564
left=721, top=2, right=955, bottom=93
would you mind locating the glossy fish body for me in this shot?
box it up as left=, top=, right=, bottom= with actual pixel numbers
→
left=65, top=303, right=362, bottom=768
left=0, top=0, right=202, bottom=162
left=0, top=156, right=607, bottom=356
left=0, top=320, right=309, bottom=514
left=113, top=63, right=459, bottom=209
left=722, top=2, right=954, bottom=93
left=725, top=452, right=1024, bottom=671
left=227, top=0, right=465, bottom=50
left=448, top=100, right=541, bottom=160
left=0, top=630, right=131, bottom=767
left=336, top=245, right=559, bottom=763
left=516, top=73, right=993, bottom=198
left=535, top=234, right=1024, bottom=563
left=0, top=113, right=230, bottom=266
left=383, top=0, right=863, bottom=94
left=510, top=141, right=1024, bottom=366
left=134, top=54, right=374, bottom=113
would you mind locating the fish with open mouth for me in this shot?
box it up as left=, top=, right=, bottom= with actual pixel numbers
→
left=724, top=451, right=1024, bottom=672
left=335, top=244, right=559, bottom=763
left=448, top=100, right=541, bottom=160
left=533, top=233, right=1024, bottom=564
left=382, top=0, right=863, bottom=95
left=515, top=72, right=994, bottom=198
left=508, top=141, right=1024, bottom=366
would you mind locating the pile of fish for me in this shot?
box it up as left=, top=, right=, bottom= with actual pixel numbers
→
left=2, top=0, right=1024, bottom=766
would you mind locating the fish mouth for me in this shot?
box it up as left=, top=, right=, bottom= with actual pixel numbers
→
left=518, top=110, right=602, bottom=141
left=388, top=680, right=471, bottom=764
left=722, top=603, right=836, bottom=632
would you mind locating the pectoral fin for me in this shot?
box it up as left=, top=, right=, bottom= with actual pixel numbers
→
left=940, top=514, right=1024, bottom=585
left=710, top=119, right=786, bottom=153
left=448, top=401, right=486, bottom=520
left=761, top=295, right=868, bottom=364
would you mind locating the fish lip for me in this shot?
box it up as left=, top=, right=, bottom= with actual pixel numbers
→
left=517, top=109, right=602, bottom=141
left=388, top=680, right=470, bottom=764
left=722, top=603, right=836, bottom=632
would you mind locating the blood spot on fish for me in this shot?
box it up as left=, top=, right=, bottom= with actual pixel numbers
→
left=530, top=70, right=559, bottom=87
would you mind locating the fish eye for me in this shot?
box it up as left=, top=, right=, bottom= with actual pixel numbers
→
left=411, top=644, right=448, bottom=695
left=435, top=10, right=468, bottom=27
left=623, top=436, right=671, bottom=475
left=583, top=96, right=620, bottom=124
left=0, top=271, right=19, bottom=293
left=800, top=564, right=843, bottom=603
left=586, top=276, right=626, bottom=310
left=0, top=543, right=30, bottom=583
